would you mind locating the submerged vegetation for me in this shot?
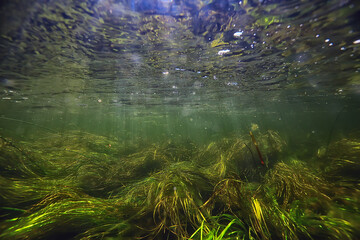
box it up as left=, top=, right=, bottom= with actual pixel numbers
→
left=0, top=130, right=359, bottom=239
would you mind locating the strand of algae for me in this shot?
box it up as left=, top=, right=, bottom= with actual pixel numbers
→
left=0, top=116, right=57, bottom=133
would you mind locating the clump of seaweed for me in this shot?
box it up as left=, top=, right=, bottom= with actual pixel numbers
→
left=13, top=132, right=198, bottom=198
left=201, top=178, right=309, bottom=240
left=0, top=192, right=136, bottom=240
left=75, top=141, right=196, bottom=197
left=202, top=178, right=250, bottom=214
left=323, top=138, right=360, bottom=185
left=195, top=137, right=261, bottom=182
left=305, top=215, right=355, bottom=240
left=196, top=130, right=286, bottom=181
left=263, top=160, right=331, bottom=208
left=0, top=136, right=47, bottom=178
left=259, top=130, right=287, bottom=153
left=142, top=162, right=213, bottom=239
left=0, top=177, right=78, bottom=210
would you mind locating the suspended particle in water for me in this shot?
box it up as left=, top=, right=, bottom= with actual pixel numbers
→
left=218, top=49, right=230, bottom=55
left=233, top=31, right=243, bottom=37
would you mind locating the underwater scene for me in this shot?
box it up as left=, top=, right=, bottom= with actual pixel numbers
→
left=0, top=0, right=360, bottom=239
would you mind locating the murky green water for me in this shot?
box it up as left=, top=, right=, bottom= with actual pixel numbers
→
left=0, top=0, right=359, bottom=239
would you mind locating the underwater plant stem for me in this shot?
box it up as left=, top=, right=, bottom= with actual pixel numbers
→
left=249, top=131, right=265, bottom=166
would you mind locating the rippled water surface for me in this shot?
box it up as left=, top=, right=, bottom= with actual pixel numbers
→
left=0, top=0, right=359, bottom=142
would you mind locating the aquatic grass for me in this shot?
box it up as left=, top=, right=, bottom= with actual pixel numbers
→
left=17, top=132, right=197, bottom=197
left=264, top=199, right=312, bottom=240
left=197, top=131, right=286, bottom=181
left=264, top=161, right=331, bottom=207
left=202, top=178, right=249, bottom=214
left=0, top=132, right=359, bottom=239
left=143, top=162, right=213, bottom=239
left=249, top=197, right=271, bottom=240
left=0, top=194, right=133, bottom=240
left=197, top=138, right=259, bottom=181
left=323, top=138, right=360, bottom=185
left=0, top=176, right=77, bottom=208
left=0, top=136, right=47, bottom=178
left=296, top=214, right=356, bottom=240
left=315, top=216, right=354, bottom=240
left=257, top=130, right=287, bottom=156
left=189, top=214, right=248, bottom=240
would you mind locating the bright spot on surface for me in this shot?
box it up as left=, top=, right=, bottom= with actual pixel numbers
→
left=341, top=47, right=346, bottom=50
left=162, top=71, right=169, bottom=75
left=329, top=43, right=333, bottom=46
left=218, top=49, right=230, bottom=55
left=315, top=34, right=320, bottom=38
left=97, top=99, right=102, bottom=103
left=353, top=39, right=360, bottom=44
left=325, top=39, right=330, bottom=42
